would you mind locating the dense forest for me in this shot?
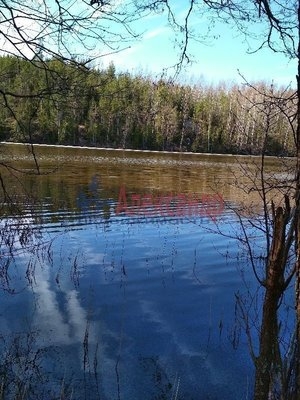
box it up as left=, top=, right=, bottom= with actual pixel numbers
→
left=0, top=55, right=295, bottom=155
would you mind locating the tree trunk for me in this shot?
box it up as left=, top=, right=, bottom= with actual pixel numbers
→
left=295, top=2, right=300, bottom=397
left=254, top=204, right=289, bottom=400
left=254, top=292, right=280, bottom=400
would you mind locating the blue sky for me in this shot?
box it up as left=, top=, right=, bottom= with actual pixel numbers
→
left=0, top=1, right=296, bottom=87
left=100, top=6, right=296, bottom=87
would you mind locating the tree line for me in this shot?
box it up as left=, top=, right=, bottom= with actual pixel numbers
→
left=0, top=55, right=295, bottom=156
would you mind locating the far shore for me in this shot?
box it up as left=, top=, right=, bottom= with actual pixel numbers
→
left=0, top=141, right=291, bottom=161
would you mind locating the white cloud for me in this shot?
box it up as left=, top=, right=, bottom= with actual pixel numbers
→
left=144, top=26, right=168, bottom=40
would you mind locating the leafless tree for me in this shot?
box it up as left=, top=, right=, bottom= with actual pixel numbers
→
left=2, top=1, right=300, bottom=399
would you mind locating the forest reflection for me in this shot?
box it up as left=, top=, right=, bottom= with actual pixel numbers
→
left=0, top=144, right=297, bottom=399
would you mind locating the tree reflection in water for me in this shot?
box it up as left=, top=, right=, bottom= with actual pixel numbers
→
left=1, top=148, right=299, bottom=399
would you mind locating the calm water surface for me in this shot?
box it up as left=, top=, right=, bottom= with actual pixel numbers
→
left=0, top=144, right=295, bottom=399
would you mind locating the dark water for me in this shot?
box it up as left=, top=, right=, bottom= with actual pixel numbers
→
left=0, top=144, right=295, bottom=399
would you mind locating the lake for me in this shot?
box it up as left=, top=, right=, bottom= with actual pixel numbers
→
left=0, top=143, right=295, bottom=399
